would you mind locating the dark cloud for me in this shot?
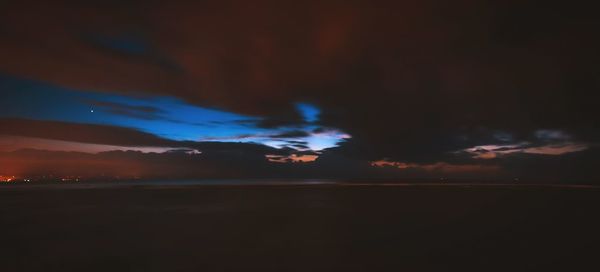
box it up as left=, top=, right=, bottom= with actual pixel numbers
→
left=269, top=130, right=311, bottom=139
left=0, top=148, right=497, bottom=181
left=0, top=118, right=175, bottom=147
left=290, top=144, right=310, bottom=150
left=285, top=140, right=309, bottom=145
left=497, top=147, right=600, bottom=182
left=0, top=118, right=291, bottom=156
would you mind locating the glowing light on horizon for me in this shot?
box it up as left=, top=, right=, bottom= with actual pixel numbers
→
left=266, top=154, right=319, bottom=163
left=370, top=160, right=500, bottom=173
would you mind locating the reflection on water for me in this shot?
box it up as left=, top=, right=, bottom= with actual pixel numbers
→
left=0, top=179, right=341, bottom=189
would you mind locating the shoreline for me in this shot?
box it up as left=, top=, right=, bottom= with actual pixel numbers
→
left=1, top=181, right=600, bottom=190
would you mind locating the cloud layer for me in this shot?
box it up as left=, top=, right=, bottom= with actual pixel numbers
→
left=0, top=0, right=598, bottom=182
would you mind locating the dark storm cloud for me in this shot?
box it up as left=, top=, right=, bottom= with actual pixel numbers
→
left=0, top=148, right=500, bottom=181
left=0, top=0, right=598, bottom=178
left=0, top=118, right=175, bottom=147
left=270, top=130, right=311, bottom=139
left=0, top=118, right=291, bottom=156
left=497, top=147, right=600, bottom=182
left=290, top=144, right=310, bottom=150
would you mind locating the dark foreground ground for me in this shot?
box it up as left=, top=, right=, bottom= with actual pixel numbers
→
left=1, top=184, right=599, bottom=272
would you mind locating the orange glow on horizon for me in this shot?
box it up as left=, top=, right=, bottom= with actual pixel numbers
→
left=371, top=159, right=500, bottom=174
left=266, top=154, right=319, bottom=163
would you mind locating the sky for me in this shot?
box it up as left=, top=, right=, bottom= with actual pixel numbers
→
left=0, top=0, right=598, bottom=182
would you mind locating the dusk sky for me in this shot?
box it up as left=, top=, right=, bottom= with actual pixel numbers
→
left=0, top=0, right=598, bottom=182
